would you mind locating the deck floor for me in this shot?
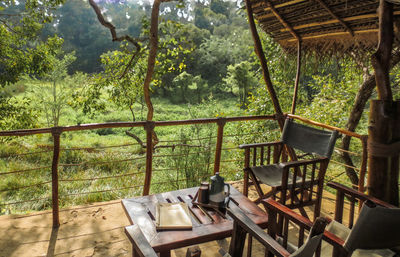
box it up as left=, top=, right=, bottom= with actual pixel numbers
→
left=0, top=181, right=352, bottom=257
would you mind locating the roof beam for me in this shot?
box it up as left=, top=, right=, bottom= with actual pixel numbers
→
left=252, top=0, right=306, bottom=10
left=264, top=0, right=300, bottom=40
left=315, top=0, right=354, bottom=36
left=278, top=11, right=400, bottom=33
left=285, top=29, right=378, bottom=42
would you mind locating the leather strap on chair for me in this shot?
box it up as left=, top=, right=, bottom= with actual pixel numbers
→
left=368, top=140, right=400, bottom=157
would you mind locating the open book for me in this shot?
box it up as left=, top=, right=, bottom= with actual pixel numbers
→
left=155, top=202, right=193, bottom=230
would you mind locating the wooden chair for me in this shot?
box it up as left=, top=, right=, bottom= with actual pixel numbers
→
left=263, top=182, right=400, bottom=257
left=239, top=118, right=338, bottom=220
left=322, top=182, right=400, bottom=257
left=125, top=224, right=158, bottom=257
left=226, top=201, right=328, bottom=257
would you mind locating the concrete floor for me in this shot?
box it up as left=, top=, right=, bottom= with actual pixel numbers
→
left=0, top=182, right=352, bottom=257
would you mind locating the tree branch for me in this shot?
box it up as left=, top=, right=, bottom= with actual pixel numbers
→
left=341, top=49, right=400, bottom=185
left=88, top=0, right=142, bottom=79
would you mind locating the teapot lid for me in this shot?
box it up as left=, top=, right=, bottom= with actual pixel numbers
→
left=211, top=172, right=224, bottom=182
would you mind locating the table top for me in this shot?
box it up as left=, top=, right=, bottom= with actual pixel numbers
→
left=122, top=185, right=268, bottom=253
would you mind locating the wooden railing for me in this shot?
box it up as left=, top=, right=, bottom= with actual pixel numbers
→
left=0, top=114, right=368, bottom=228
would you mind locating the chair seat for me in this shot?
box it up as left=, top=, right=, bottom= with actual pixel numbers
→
left=250, top=165, right=305, bottom=188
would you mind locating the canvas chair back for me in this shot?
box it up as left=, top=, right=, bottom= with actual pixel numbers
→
left=290, top=233, right=324, bottom=257
left=344, top=201, right=400, bottom=253
left=281, top=118, right=338, bottom=159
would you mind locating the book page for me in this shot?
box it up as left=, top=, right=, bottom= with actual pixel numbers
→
left=156, top=202, right=193, bottom=230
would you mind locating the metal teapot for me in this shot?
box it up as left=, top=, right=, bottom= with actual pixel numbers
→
left=209, top=172, right=230, bottom=205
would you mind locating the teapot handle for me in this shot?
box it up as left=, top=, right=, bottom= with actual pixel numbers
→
left=224, top=183, right=230, bottom=196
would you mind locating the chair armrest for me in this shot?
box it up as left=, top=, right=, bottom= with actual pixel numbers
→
left=322, top=230, right=346, bottom=248
left=262, top=198, right=314, bottom=229
left=239, top=141, right=283, bottom=149
left=279, top=157, right=328, bottom=169
left=327, top=182, right=395, bottom=208
left=227, top=203, right=290, bottom=257
left=125, top=225, right=158, bottom=257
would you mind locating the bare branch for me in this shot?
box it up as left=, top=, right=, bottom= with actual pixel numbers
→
left=88, top=0, right=142, bottom=78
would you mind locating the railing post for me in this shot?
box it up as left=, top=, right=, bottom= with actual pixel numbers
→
left=213, top=118, right=226, bottom=174
left=358, top=135, right=368, bottom=193
left=143, top=121, right=155, bottom=196
left=51, top=127, right=62, bottom=228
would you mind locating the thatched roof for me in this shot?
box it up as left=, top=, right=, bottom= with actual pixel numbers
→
left=249, top=0, right=400, bottom=54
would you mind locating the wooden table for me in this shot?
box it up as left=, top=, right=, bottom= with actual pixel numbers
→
left=122, top=185, right=268, bottom=257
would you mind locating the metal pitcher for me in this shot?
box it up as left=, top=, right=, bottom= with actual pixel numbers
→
left=209, top=172, right=230, bottom=205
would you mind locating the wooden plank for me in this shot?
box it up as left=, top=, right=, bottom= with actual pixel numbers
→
left=125, top=225, right=158, bottom=257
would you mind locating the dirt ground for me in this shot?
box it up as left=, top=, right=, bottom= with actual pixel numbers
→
left=0, top=181, right=343, bottom=257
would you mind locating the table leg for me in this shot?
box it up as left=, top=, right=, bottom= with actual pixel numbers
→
left=132, top=248, right=140, bottom=257
left=159, top=250, right=171, bottom=257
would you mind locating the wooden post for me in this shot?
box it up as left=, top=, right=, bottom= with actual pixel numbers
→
left=143, top=121, right=155, bottom=196
left=371, top=0, right=393, bottom=100
left=368, top=0, right=395, bottom=201
left=358, top=135, right=368, bottom=193
left=291, top=40, right=302, bottom=114
left=368, top=100, right=392, bottom=201
left=389, top=100, right=400, bottom=205
left=51, top=127, right=62, bottom=228
left=214, top=118, right=226, bottom=174
left=244, top=0, right=285, bottom=128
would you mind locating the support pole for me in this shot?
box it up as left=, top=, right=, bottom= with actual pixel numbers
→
left=368, top=0, right=396, bottom=203
left=371, top=0, right=393, bottom=100
left=244, top=0, right=285, bottom=128
left=389, top=101, right=400, bottom=205
left=214, top=118, right=226, bottom=174
left=368, top=100, right=392, bottom=201
left=291, top=40, right=302, bottom=114
left=51, top=127, right=62, bottom=228
left=143, top=121, right=155, bottom=196
left=358, top=135, right=368, bottom=193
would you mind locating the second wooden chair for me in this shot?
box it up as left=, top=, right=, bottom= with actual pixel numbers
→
left=239, top=118, right=338, bottom=220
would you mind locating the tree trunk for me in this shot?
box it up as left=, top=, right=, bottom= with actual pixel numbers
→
left=369, top=0, right=395, bottom=202
left=341, top=51, right=400, bottom=187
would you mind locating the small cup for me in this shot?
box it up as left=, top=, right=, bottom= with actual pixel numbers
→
left=198, top=182, right=209, bottom=204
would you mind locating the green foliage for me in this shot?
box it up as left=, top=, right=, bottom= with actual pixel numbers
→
left=298, top=75, right=359, bottom=128
left=0, top=0, right=65, bottom=130
left=224, top=61, right=259, bottom=107
left=0, top=1, right=64, bottom=85
left=32, top=51, right=78, bottom=127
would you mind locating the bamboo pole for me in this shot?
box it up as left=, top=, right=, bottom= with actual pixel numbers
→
left=285, top=29, right=379, bottom=43
left=291, top=40, right=302, bottom=114
left=51, top=127, right=62, bottom=228
left=213, top=118, right=226, bottom=174
left=143, top=121, right=155, bottom=196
